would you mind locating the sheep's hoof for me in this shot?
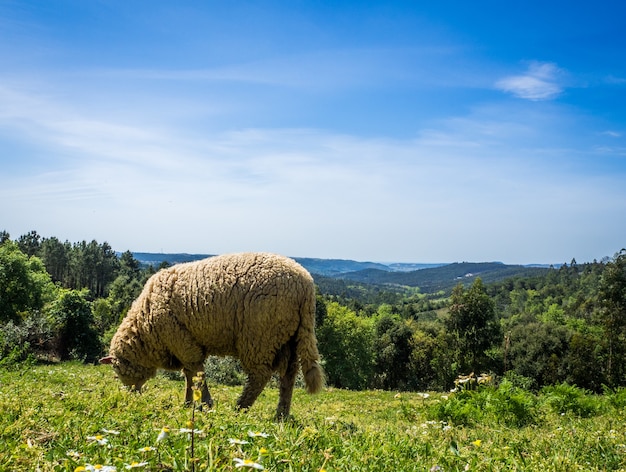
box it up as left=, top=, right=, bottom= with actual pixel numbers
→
left=275, top=411, right=293, bottom=422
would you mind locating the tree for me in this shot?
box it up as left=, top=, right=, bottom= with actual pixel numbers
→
left=598, top=249, right=626, bottom=386
left=68, top=240, right=119, bottom=297
left=373, top=312, right=415, bottom=390
left=408, top=327, right=440, bottom=390
left=118, top=250, right=141, bottom=278
left=17, top=230, right=41, bottom=257
left=0, top=242, right=55, bottom=323
left=317, top=302, right=375, bottom=390
left=507, top=321, right=570, bottom=388
left=40, top=237, right=71, bottom=284
left=47, top=289, right=101, bottom=361
left=445, top=278, right=500, bottom=374
left=105, top=273, right=143, bottom=323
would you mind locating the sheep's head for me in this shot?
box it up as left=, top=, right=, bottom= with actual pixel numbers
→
left=99, top=355, right=155, bottom=392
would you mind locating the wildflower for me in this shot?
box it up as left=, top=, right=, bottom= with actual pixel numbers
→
left=229, top=438, right=250, bottom=445
left=125, top=462, right=149, bottom=469
left=179, top=428, right=203, bottom=434
left=101, top=429, right=120, bottom=435
left=259, top=447, right=268, bottom=455
left=156, top=427, right=170, bottom=442
left=430, top=466, right=442, bottom=472
left=248, top=431, right=269, bottom=438
left=67, top=450, right=81, bottom=460
left=472, top=439, right=482, bottom=447
left=193, top=388, right=202, bottom=402
left=418, top=393, right=430, bottom=399
left=82, top=465, right=117, bottom=471
left=86, top=435, right=109, bottom=446
left=233, top=458, right=264, bottom=469
left=138, top=446, right=156, bottom=453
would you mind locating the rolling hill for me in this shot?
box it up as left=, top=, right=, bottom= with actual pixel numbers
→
left=131, top=253, right=550, bottom=294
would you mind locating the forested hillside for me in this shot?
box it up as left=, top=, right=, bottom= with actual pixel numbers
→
left=1, top=230, right=625, bottom=395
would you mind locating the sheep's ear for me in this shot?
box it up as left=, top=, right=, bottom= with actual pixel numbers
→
left=99, top=356, right=115, bottom=364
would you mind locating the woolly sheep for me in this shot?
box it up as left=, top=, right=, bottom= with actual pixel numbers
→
left=100, top=252, right=324, bottom=418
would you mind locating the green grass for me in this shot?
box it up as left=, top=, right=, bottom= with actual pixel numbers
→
left=1, top=363, right=626, bottom=471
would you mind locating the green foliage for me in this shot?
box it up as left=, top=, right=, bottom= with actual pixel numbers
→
left=0, top=310, right=54, bottom=365
left=46, top=289, right=101, bottom=362
left=506, top=321, right=570, bottom=388
left=372, top=312, right=415, bottom=390
left=428, top=379, right=540, bottom=427
left=445, top=278, right=500, bottom=375
left=540, top=383, right=601, bottom=417
left=0, top=241, right=56, bottom=323
left=317, top=302, right=375, bottom=390
left=204, top=356, right=246, bottom=386
left=602, top=385, right=626, bottom=409
left=4, top=229, right=626, bottom=396
left=597, top=249, right=626, bottom=387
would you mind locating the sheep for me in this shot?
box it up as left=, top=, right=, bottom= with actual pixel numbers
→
left=100, top=252, right=324, bottom=418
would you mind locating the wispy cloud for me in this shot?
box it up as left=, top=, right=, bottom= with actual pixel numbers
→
left=1, top=77, right=624, bottom=263
left=495, top=61, right=564, bottom=101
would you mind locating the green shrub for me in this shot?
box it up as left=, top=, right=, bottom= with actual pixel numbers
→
left=0, top=311, right=54, bottom=365
left=603, top=385, right=626, bottom=410
left=540, top=383, right=601, bottom=417
left=428, top=379, right=540, bottom=427
left=488, top=379, right=540, bottom=427
left=204, top=356, right=245, bottom=386
left=46, top=289, right=101, bottom=362
left=427, top=389, right=482, bottom=426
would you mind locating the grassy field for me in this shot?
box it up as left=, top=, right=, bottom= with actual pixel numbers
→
left=1, top=363, right=626, bottom=471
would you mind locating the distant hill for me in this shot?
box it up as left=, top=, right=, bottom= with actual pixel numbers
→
left=130, top=252, right=550, bottom=294
left=338, top=262, right=550, bottom=293
left=132, top=252, right=213, bottom=266
left=291, top=258, right=390, bottom=276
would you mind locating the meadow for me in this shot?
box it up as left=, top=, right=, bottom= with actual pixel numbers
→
left=1, top=363, right=626, bottom=471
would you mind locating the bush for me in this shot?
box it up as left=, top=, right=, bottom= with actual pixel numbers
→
left=428, top=379, right=540, bottom=427
left=603, top=385, right=626, bottom=410
left=46, top=289, right=101, bottom=362
left=488, top=379, right=541, bottom=427
left=0, top=311, right=54, bottom=365
left=540, top=383, right=601, bottom=417
left=204, top=356, right=246, bottom=386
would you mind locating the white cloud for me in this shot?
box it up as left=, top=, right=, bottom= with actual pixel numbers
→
left=496, top=62, right=564, bottom=101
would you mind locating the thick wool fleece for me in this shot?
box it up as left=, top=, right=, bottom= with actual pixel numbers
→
left=105, top=252, right=323, bottom=417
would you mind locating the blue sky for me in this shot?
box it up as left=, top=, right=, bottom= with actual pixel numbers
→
left=1, top=1, right=625, bottom=264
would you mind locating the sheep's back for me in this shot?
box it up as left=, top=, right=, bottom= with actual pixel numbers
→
left=164, top=253, right=314, bottom=365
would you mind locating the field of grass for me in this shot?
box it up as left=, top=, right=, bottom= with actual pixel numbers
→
left=1, top=363, right=626, bottom=471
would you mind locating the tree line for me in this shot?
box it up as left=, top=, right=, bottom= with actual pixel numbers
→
left=1, top=230, right=625, bottom=394
left=315, top=252, right=626, bottom=392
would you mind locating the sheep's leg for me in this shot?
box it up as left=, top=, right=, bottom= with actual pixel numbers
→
left=276, top=342, right=299, bottom=420
left=237, top=366, right=272, bottom=411
left=183, top=367, right=213, bottom=408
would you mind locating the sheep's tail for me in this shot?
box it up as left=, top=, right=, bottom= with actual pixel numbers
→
left=296, top=284, right=324, bottom=394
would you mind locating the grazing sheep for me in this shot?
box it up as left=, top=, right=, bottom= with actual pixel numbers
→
left=100, top=252, right=324, bottom=418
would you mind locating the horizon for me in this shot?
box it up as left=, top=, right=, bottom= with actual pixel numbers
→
left=1, top=1, right=625, bottom=265
left=128, top=249, right=581, bottom=268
